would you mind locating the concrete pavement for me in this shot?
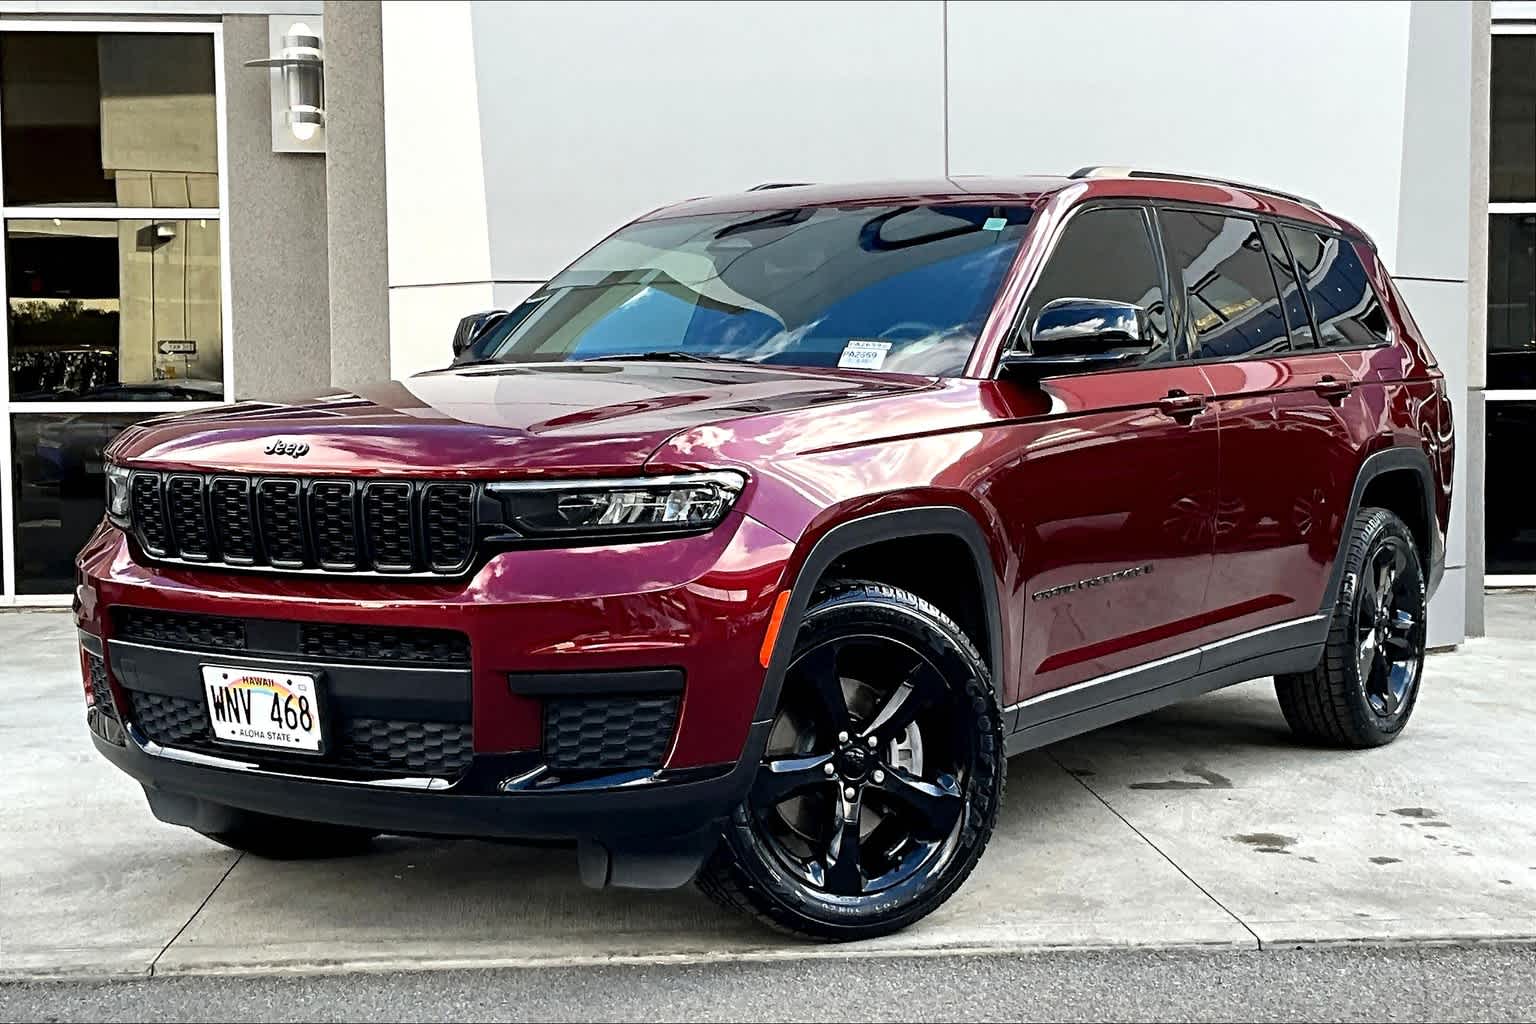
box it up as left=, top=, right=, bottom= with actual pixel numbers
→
left=3, top=594, right=1533, bottom=979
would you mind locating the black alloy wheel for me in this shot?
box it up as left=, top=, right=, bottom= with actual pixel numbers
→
left=698, top=580, right=1003, bottom=940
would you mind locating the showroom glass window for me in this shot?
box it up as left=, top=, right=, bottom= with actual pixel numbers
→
left=1487, top=26, right=1536, bottom=579
left=0, top=26, right=227, bottom=598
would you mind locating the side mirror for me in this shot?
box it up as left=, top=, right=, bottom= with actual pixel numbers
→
left=999, top=297, right=1153, bottom=381
left=451, top=309, right=509, bottom=360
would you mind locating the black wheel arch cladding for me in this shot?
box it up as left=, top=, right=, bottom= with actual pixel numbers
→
left=754, top=506, right=1006, bottom=731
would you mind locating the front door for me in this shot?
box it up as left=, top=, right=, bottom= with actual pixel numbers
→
left=994, top=204, right=1221, bottom=701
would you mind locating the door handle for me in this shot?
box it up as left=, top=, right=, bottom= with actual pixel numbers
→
left=1157, top=389, right=1206, bottom=423
left=1314, top=376, right=1352, bottom=404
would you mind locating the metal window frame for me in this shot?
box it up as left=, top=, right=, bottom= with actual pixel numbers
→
left=1487, top=19, right=1535, bottom=587
left=0, top=19, right=233, bottom=607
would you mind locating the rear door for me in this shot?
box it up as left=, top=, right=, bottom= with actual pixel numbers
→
left=997, top=203, right=1221, bottom=701
left=1157, top=207, right=1358, bottom=641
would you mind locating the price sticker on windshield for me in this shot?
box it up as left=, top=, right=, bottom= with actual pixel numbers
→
left=838, top=339, right=892, bottom=371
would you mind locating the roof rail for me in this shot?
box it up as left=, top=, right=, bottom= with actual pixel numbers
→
left=747, top=181, right=812, bottom=191
left=1067, top=165, right=1321, bottom=211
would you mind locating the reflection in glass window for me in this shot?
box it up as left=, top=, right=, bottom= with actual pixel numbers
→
left=1160, top=210, right=1287, bottom=360
left=1281, top=227, right=1391, bottom=349
left=1491, top=35, right=1536, bottom=203
left=1487, top=402, right=1536, bottom=574
left=1488, top=214, right=1536, bottom=390
left=1024, top=206, right=1170, bottom=358
left=10, top=412, right=143, bottom=594
left=6, top=218, right=223, bottom=400
left=0, top=33, right=219, bottom=208
left=1258, top=221, right=1317, bottom=349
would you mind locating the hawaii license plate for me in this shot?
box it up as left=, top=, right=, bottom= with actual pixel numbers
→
left=201, top=665, right=324, bottom=753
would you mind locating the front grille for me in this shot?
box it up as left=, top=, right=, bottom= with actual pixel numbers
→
left=338, top=719, right=473, bottom=774
left=127, top=690, right=473, bottom=778
left=309, top=481, right=359, bottom=569
left=85, top=652, right=124, bottom=745
left=256, top=478, right=306, bottom=567
left=85, top=652, right=116, bottom=717
left=299, top=622, right=471, bottom=667
left=362, top=482, right=414, bottom=571
left=209, top=477, right=257, bottom=563
left=423, top=483, right=475, bottom=571
left=132, top=474, right=170, bottom=555
left=543, top=695, right=679, bottom=772
left=115, top=608, right=247, bottom=650
left=166, top=475, right=213, bottom=559
left=126, top=471, right=477, bottom=576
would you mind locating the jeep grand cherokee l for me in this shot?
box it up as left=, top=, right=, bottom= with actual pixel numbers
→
left=77, top=168, right=1453, bottom=940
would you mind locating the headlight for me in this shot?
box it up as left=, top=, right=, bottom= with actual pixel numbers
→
left=489, top=471, right=746, bottom=537
left=104, top=462, right=133, bottom=526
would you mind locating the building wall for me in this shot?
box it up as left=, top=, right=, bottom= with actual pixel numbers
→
left=323, top=0, right=391, bottom=390
left=222, top=12, right=330, bottom=399
left=377, top=0, right=1483, bottom=641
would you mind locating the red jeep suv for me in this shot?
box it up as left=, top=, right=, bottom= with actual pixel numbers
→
left=77, top=169, right=1453, bottom=940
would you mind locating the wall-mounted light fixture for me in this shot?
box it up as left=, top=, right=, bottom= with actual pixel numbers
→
left=245, top=16, right=325, bottom=154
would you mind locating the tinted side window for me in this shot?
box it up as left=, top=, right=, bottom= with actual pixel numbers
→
left=1159, top=210, right=1289, bottom=360
left=1258, top=221, right=1317, bottom=349
left=1281, top=227, right=1391, bottom=348
left=1025, top=206, right=1170, bottom=359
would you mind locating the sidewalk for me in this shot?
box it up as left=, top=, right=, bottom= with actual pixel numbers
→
left=4, top=596, right=1533, bottom=979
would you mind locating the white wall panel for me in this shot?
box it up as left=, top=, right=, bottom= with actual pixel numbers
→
left=946, top=0, right=1413, bottom=259
left=388, top=282, right=494, bottom=379
left=381, top=0, right=492, bottom=288
left=467, top=0, right=947, bottom=281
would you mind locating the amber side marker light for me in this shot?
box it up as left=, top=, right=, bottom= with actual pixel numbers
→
left=759, top=591, right=792, bottom=668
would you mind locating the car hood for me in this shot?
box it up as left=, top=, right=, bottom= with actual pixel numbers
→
left=106, top=361, right=935, bottom=476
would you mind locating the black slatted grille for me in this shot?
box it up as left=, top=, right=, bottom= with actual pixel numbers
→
left=363, top=483, right=414, bottom=571
left=85, top=652, right=114, bottom=713
left=131, top=474, right=170, bottom=555
left=127, top=690, right=473, bottom=778
left=309, top=481, right=360, bottom=569
left=299, top=622, right=471, bottom=666
left=126, top=471, right=479, bottom=576
left=114, top=608, right=247, bottom=650
left=209, top=477, right=257, bottom=563
left=166, top=475, right=212, bottom=559
left=423, top=483, right=475, bottom=571
left=543, top=696, right=680, bottom=771
left=257, top=479, right=306, bottom=566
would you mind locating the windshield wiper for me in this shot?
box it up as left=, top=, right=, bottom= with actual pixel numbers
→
left=579, top=351, right=760, bottom=365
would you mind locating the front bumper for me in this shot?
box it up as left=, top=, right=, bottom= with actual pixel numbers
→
left=92, top=719, right=768, bottom=886
left=75, top=511, right=796, bottom=882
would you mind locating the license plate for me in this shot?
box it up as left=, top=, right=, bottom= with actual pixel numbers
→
left=201, top=666, right=324, bottom=753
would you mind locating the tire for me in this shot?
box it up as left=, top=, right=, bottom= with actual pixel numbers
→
left=1275, top=507, right=1427, bottom=748
left=200, top=810, right=378, bottom=860
left=697, top=579, right=1004, bottom=941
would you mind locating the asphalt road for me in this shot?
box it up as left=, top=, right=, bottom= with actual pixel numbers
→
left=4, top=944, right=1533, bottom=1023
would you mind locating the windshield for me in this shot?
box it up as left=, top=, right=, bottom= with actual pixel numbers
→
left=462, top=203, right=1033, bottom=376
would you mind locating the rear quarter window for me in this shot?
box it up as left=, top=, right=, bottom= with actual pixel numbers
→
left=1281, top=227, right=1391, bottom=349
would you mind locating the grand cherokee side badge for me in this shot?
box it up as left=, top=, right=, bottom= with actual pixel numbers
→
left=1031, top=564, right=1153, bottom=602
left=264, top=439, right=310, bottom=458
